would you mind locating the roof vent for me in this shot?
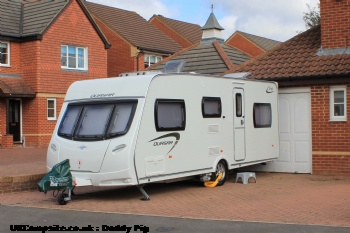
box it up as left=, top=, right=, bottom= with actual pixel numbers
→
left=224, top=72, right=250, bottom=79
left=162, top=60, right=186, bottom=73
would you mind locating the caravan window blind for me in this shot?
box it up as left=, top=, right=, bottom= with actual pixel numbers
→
left=202, top=97, right=222, bottom=118
left=155, top=99, right=186, bottom=131
left=58, top=101, right=137, bottom=141
left=253, top=103, right=272, bottom=128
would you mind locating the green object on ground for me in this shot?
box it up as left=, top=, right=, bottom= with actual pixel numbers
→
left=37, top=159, right=73, bottom=193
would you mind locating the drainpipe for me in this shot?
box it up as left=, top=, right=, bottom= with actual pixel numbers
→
left=136, top=49, right=144, bottom=71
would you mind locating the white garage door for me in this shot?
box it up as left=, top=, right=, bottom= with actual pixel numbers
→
left=250, top=88, right=312, bottom=173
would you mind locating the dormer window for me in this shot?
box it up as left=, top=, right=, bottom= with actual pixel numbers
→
left=0, top=42, right=10, bottom=66
left=144, top=54, right=162, bottom=68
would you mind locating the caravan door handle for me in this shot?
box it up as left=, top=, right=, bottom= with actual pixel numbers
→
left=241, top=119, right=244, bottom=125
left=112, top=144, right=126, bottom=152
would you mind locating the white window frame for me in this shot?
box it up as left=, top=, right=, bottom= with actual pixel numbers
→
left=61, top=45, right=88, bottom=70
left=144, top=54, right=162, bottom=68
left=0, top=41, right=10, bottom=67
left=47, top=98, right=57, bottom=120
left=329, top=86, right=347, bottom=122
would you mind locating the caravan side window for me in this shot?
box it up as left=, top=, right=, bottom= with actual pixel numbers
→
left=155, top=99, right=186, bottom=131
left=202, top=97, right=221, bottom=118
left=253, top=103, right=272, bottom=128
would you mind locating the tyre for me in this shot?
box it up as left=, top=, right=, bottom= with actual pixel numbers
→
left=58, top=193, right=68, bottom=205
left=211, top=160, right=228, bottom=186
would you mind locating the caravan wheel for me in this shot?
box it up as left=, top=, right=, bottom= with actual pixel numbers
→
left=212, top=160, right=227, bottom=186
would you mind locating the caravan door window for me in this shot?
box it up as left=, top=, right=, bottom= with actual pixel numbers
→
left=58, top=101, right=137, bottom=141
left=236, top=93, right=242, bottom=117
left=155, top=99, right=186, bottom=131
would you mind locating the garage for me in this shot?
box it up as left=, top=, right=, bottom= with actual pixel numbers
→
left=250, top=88, right=312, bottom=173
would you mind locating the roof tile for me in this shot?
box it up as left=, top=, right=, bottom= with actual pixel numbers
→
left=84, top=1, right=181, bottom=54
left=228, top=26, right=350, bottom=80
left=151, top=15, right=202, bottom=44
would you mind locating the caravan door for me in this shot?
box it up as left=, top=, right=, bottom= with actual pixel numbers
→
left=233, top=88, right=246, bottom=161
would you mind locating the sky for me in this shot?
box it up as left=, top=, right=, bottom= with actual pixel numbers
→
left=88, top=0, right=320, bottom=42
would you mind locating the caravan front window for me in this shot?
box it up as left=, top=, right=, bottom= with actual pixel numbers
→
left=58, top=101, right=137, bottom=141
left=58, top=105, right=82, bottom=137
left=75, top=105, right=114, bottom=139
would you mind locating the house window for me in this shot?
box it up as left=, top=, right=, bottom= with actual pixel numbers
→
left=61, top=45, right=87, bottom=70
left=202, top=97, right=221, bottom=118
left=155, top=99, right=186, bottom=131
left=330, top=86, right=347, bottom=121
left=0, top=41, right=10, bottom=66
left=47, top=98, right=57, bottom=120
left=253, top=103, right=272, bottom=128
left=144, top=54, right=162, bottom=68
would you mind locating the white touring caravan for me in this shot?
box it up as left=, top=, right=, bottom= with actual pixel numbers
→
left=47, top=68, right=279, bottom=202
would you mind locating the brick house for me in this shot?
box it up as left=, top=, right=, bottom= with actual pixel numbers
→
left=0, top=0, right=110, bottom=148
left=83, top=1, right=182, bottom=77
left=149, top=12, right=251, bottom=75
left=149, top=15, right=202, bottom=48
left=228, top=0, right=350, bottom=175
left=226, top=31, right=281, bottom=57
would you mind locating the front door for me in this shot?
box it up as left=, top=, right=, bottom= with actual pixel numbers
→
left=8, top=99, right=21, bottom=142
left=233, top=88, right=246, bottom=161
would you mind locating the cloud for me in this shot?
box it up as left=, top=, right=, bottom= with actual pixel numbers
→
left=213, top=0, right=319, bottom=41
left=219, top=15, right=238, bottom=40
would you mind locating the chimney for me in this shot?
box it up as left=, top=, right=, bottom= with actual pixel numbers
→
left=201, top=12, right=225, bottom=44
left=320, top=0, right=350, bottom=49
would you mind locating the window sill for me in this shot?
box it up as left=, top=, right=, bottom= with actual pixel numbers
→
left=0, top=65, right=11, bottom=67
left=329, top=118, right=347, bottom=122
left=61, top=68, right=88, bottom=73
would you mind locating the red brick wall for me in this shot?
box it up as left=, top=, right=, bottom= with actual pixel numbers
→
left=311, top=84, right=350, bottom=175
left=94, top=17, right=139, bottom=77
left=0, top=0, right=108, bottom=147
left=35, top=0, right=107, bottom=93
left=320, top=0, right=350, bottom=49
left=226, top=34, right=265, bottom=57
left=150, top=17, right=192, bottom=48
left=20, top=0, right=107, bottom=147
left=20, top=41, right=40, bottom=92
left=0, top=99, right=6, bottom=142
left=0, top=42, right=22, bottom=75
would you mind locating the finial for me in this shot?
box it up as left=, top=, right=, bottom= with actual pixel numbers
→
left=211, top=4, right=215, bottom=13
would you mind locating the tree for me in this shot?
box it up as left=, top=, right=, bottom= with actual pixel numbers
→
left=303, top=3, right=320, bottom=29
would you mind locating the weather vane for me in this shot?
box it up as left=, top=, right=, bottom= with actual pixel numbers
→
left=211, top=4, right=215, bottom=13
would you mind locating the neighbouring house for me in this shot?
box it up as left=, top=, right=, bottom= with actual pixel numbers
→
left=150, top=14, right=281, bottom=58
left=83, top=1, right=182, bottom=77
left=149, top=12, right=251, bottom=75
left=227, top=0, right=350, bottom=175
left=226, top=31, right=282, bottom=57
left=0, top=0, right=110, bottom=148
left=149, top=14, right=202, bottom=48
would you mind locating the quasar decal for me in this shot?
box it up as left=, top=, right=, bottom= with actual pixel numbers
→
left=149, top=133, right=180, bottom=154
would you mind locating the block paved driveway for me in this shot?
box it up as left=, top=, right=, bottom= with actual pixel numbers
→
left=1, top=173, right=349, bottom=227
